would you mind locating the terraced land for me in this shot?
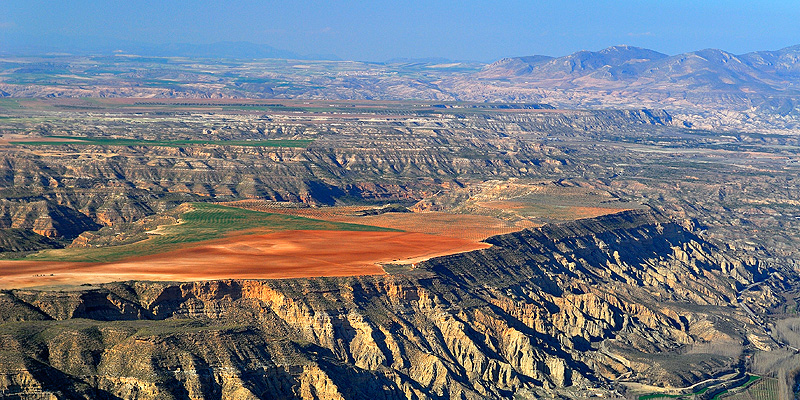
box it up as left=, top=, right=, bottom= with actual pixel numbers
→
left=717, top=377, right=777, bottom=400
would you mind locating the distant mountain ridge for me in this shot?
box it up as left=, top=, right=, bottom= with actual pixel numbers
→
left=480, top=44, right=800, bottom=93
left=0, top=35, right=340, bottom=61
left=136, top=41, right=341, bottom=61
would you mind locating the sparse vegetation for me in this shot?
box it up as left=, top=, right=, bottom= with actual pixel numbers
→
left=639, top=393, right=684, bottom=400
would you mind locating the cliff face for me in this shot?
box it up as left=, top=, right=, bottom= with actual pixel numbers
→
left=0, top=211, right=760, bottom=399
left=0, top=199, right=100, bottom=239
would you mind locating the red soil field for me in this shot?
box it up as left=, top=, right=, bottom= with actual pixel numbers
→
left=0, top=230, right=490, bottom=289
left=0, top=199, right=628, bottom=289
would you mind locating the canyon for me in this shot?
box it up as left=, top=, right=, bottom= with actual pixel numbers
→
left=1, top=46, right=800, bottom=399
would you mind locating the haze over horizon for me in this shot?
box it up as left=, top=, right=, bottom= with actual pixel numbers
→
left=1, top=0, right=798, bottom=62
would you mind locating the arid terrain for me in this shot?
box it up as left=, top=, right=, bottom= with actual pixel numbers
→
left=1, top=49, right=800, bottom=399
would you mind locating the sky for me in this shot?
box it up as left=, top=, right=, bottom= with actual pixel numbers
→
left=1, top=1, right=799, bottom=61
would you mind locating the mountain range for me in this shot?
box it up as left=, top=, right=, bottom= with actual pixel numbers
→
left=3, top=42, right=800, bottom=124
left=479, top=44, right=800, bottom=95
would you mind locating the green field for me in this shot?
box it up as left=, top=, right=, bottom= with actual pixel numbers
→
left=26, top=203, right=399, bottom=262
left=9, top=135, right=312, bottom=148
left=711, top=375, right=762, bottom=400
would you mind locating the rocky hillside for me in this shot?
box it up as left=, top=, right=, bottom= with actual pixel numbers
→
left=0, top=210, right=765, bottom=399
left=0, top=105, right=671, bottom=245
left=481, top=46, right=668, bottom=80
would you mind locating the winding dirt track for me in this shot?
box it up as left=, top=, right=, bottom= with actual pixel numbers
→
left=0, top=230, right=490, bottom=289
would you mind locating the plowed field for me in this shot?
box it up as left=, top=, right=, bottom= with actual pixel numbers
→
left=0, top=230, right=489, bottom=289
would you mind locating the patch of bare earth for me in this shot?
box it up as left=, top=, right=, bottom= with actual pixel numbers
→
left=0, top=230, right=489, bottom=289
left=222, top=200, right=537, bottom=242
left=478, top=200, right=631, bottom=220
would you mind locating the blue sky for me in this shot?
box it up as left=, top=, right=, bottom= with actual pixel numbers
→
left=1, top=1, right=798, bottom=61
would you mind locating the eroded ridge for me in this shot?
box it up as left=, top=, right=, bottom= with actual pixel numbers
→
left=0, top=210, right=761, bottom=399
